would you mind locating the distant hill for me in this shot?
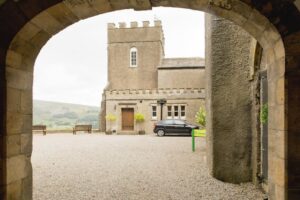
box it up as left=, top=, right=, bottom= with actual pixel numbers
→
left=33, top=100, right=99, bottom=130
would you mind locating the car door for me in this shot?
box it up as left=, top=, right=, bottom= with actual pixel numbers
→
left=163, top=120, right=175, bottom=134
left=173, top=120, right=187, bottom=134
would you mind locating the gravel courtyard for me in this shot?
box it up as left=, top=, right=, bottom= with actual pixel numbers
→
left=32, top=134, right=265, bottom=200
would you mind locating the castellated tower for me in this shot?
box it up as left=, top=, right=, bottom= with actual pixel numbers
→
left=106, top=20, right=165, bottom=90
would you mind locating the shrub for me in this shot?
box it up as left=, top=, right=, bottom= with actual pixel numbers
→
left=195, top=107, right=206, bottom=128
left=134, top=113, right=145, bottom=123
left=261, top=104, right=268, bottom=124
left=105, top=114, right=117, bottom=121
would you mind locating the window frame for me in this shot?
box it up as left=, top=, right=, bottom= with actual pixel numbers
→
left=152, top=105, right=157, bottom=120
left=130, top=47, right=138, bottom=67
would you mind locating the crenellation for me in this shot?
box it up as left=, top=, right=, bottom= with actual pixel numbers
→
left=154, top=20, right=162, bottom=27
left=104, top=88, right=205, bottom=96
left=107, top=21, right=164, bottom=30
left=107, top=23, right=115, bottom=29
left=118, top=22, right=126, bottom=28
left=130, top=21, right=138, bottom=28
left=143, top=21, right=150, bottom=27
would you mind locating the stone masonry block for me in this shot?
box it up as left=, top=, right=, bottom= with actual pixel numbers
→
left=6, top=112, right=23, bottom=135
left=262, top=23, right=281, bottom=47
left=21, top=134, right=32, bottom=156
left=269, top=130, right=286, bottom=160
left=274, top=39, right=285, bottom=60
left=46, top=3, right=80, bottom=28
left=63, top=0, right=99, bottom=19
left=16, top=22, right=41, bottom=42
left=22, top=115, right=32, bottom=134
left=6, top=180, right=22, bottom=200
left=6, top=135, right=21, bottom=157
left=7, top=87, right=21, bottom=113
left=22, top=175, right=32, bottom=200
left=29, top=30, right=51, bottom=52
left=9, top=38, right=36, bottom=58
left=268, top=156, right=287, bottom=188
left=6, top=155, right=31, bottom=184
left=89, top=0, right=112, bottom=14
left=31, top=10, right=64, bottom=36
left=129, top=0, right=151, bottom=11
left=21, top=90, right=32, bottom=115
left=108, top=0, right=132, bottom=10
left=268, top=57, right=285, bottom=81
left=6, top=67, right=33, bottom=90
left=268, top=104, right=286, bottom=131
left=6, top=50, right=22, bottom=69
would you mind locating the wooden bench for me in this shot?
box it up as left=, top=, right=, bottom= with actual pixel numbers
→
left=73, top=125, right=92, bottom=135
left=32, top=125, right=47, bottom=135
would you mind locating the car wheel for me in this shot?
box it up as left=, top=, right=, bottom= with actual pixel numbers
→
left=157, top=129, right=165, bottom=137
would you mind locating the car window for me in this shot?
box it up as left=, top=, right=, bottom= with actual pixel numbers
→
left=163, top=120, right=173, bottom=125
left=174, top=120, right=185, bottom=125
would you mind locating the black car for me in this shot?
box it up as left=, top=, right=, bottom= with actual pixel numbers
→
left=153, top=119, right=199, bottom=136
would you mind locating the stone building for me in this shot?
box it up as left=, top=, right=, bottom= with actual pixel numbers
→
left=100, top=21, right=205, bottom=134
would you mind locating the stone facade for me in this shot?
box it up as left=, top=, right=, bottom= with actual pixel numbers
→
left=101, top=21, right=205, bottom=134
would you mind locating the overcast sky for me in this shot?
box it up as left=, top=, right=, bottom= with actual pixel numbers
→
left=33, top=7, right=205, bottom=107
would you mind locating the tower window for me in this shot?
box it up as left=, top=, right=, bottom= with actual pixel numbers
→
left=130, top=47, right=137, bottom=67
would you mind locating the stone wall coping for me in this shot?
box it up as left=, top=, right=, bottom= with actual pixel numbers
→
left=108, top=20, right=162, bottom=29
left=105, top=88, right=205, bottom=95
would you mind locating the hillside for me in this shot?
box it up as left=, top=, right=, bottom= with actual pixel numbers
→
left=33, top=100, right=99, bottom=130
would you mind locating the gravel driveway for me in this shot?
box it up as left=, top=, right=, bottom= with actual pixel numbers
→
left=32, top=134, right=265, bottom=200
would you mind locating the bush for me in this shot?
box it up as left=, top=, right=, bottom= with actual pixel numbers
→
left=134, top=113, right=145, bottom=123
left=105, top=114, right=117, bottom=121
left=195, top=107, right=206, bottom=128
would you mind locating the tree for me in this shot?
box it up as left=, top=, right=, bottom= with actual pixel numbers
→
left=195, top=107, right=206, bottom=128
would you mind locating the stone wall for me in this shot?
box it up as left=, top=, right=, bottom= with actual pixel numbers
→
left=158, top=68, right=206, bottom=89
left=105, top=88, right=205, bottom=134
left=205, top=14, right=254, bottom=183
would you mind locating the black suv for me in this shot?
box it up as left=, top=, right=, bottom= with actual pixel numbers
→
left=153, top=119, right=199, bottom=136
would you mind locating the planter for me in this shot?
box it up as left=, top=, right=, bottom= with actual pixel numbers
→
left=106, top=130, right=112, bottom=135
left=138, top=130, right=146, bottom=135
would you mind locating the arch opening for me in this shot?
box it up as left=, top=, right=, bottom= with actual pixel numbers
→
left=3, top=1, right=287, bottom=199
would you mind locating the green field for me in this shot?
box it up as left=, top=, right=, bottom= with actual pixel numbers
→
left=33, top=100, right=99, bottom=130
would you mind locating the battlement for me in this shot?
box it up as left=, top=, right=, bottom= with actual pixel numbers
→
left=107, top=20, right=162, bottom=29
left=104, top=88, right=205, bottom=100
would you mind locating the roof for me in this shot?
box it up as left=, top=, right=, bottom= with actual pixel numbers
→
left=158, top=57, right=205, bottom=69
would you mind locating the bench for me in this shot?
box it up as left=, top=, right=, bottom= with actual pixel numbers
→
left=192, top=129, right=206, bottom=152
left=73, top=125, right=92, bottom=135
left=33, top=125, right=47, bottom=135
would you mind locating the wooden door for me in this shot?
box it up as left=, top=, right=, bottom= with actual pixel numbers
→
left=122, top=108, right=134, bottom=130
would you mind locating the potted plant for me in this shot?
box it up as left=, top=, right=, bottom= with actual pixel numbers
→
left=195, top=107, right=206, bottom=129
left=105, top=113, right=116, bottom=135
left=134, top=113, right=145, bottom=135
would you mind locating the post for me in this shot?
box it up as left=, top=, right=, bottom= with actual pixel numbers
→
left=157, top=99, right=167, bottom=120
left=192, top=129, right=195, bottom=152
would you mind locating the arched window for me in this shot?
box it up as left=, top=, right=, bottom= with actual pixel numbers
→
left=130, top=47, right=137, bottom=67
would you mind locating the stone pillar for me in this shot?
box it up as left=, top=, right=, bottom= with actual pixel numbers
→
left=0, top=49, right=6, bottom=199
left=205, top=14, right=253, bottom=183
left=284, top=32, right=300, bottom=199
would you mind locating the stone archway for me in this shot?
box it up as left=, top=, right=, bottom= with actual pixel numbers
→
left=1, top=0, right=299, bottom=199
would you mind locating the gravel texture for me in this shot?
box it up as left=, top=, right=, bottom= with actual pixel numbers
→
left=32, top=134, right=265, bottom=200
